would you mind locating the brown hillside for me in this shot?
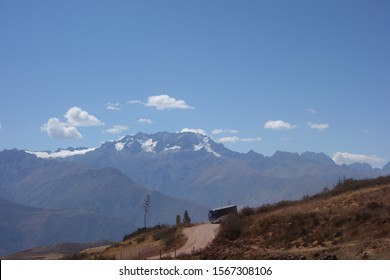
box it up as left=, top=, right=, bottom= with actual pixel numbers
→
left=65, top=225, right=188, bottom=260
left=190, top=177, right=390, bottom=260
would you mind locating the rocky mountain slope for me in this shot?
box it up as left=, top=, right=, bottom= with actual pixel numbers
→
left=57, top=131, right=389, bottom=208
left=2, top=131, right=388, bottom=256
left=0, top=197, right=129, bottom=256
left=0, top=149, right=208, bottom=256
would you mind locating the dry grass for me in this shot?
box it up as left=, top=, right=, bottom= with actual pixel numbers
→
left=66, top=225, right=187, bottom=260
left=188, top=177, right=390, bottom=260
left=67, top=176, right=390, bottom=260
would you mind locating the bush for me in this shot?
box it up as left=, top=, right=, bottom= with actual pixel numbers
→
left=255, top=200, right=295, bottom=214
left=332, top=176, right=390, bottom=196
left=153, top=227, right=177, bottom=241
left=240, top=206, right=255, bottom=216
left=219, top=214, right=246, bottom=240
left=122, top=225, right=163, bottom=241
left=366, top=201, right=382, bottom=210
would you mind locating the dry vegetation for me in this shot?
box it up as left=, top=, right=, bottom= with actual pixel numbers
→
left=187, top=176, right=390, bottom=260
left=55, top=176, right=390, bottom=260
left=65, top=225, right=187, bottom=260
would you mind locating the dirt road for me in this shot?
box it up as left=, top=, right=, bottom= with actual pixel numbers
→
left=150, top=223, right=219, bottom=259
left=177, top=223, right=219, bottom=255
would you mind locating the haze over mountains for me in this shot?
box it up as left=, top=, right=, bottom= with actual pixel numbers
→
left=0, top=147, right=208, bottom=255
left=0, top=196, right=129, bottom=256
left=59, top=132, right=389, bottom=207
left=1, top=131, right=389, bottom=256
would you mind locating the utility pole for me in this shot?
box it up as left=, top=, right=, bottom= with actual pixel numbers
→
left=143, top=194, right=151, bottom=228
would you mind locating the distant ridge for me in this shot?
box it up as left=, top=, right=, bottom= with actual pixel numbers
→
left=0, top=149, right=208, bottom=256
left=0, top=196, right=130, bottom=256
left=57, top=131, right=389, bottom=208
left=2, top=131, right=389, bottom=256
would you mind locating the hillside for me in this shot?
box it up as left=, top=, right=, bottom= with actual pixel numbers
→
left=0, top=150, right=208, bottom=227
left=63, top=223, right=219, bottom=260
left=188, top=176, right=390, bottom=260
left=42, top=176, right=390, bottom=260
left=0, top=149, right=208, bottom=256
left=1, top=240, right=114, bottom=260
left=2, top=133, right=389, bottom=258
left=0, top=197, right=129, bottom=256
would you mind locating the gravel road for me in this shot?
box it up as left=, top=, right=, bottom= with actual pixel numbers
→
left=177, top=223, right=219, bottom=255
left=150, top=223, right=219, bottom=259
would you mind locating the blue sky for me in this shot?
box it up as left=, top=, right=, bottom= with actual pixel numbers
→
left=0, top=0, right=389, bottom=167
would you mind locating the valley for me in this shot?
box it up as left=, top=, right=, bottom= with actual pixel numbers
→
left=3, top=175, right=390, bottom=260
left=1, top=131, right=389, bottom=258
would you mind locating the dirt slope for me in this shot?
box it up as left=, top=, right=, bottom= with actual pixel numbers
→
left=176, top=223, right=219, bottom=255
left=149, top=223, right=219, bottom=259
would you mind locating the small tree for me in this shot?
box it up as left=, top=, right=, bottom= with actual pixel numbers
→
left=176, top=214, right=181, bottom=226
left=143, top=194, right=151, bottom=228
left=183, top=210, right=191, bottom=224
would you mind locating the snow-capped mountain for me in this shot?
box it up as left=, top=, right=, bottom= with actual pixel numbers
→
left=103, top=131, right=228, bottom=157
left=48, top=131, right=389, bottom=209
left=3, top=132, right=389, bottom=256
left=28, top=131, right=229, bottom=159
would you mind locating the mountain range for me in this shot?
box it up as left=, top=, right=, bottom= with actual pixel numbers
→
left=58, top=132, right=389, bottom=207
left=0, top=148, right=208, bottom=255
left=1, top=131, right=389, bottom=256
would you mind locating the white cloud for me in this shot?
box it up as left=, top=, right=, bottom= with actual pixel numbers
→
left=41, top=118, right=82, bottom=140
left=128, top=100, right=145, bottom=105
left=106, top=125, right=128, bottom=134
left=306, top=108, right=317, bottom=114
left=64, top=106, right=103, bottom=126
left=212, top=128, right=239, bottom=135
left=217, top=136, right=240, bottom=143
left=41, top=107, right=103, bottom=140
left=128, top=95, right=193, bottom=110
left=106, top=102, right=122, bottom=110
left=139, top=118, right=154, bottom=124
left=307, top=122, right=329, bottom=132
left=332, top=152, right=385, bottom=167
left=241, top=137, right=262, bottom=142
left=217, top=136, right=262, bottom=143
left=264, top=120, right=297, bottom=130
left=146, top=95, right=193, bottom=110
left=180, top=128, right=207, bottom=135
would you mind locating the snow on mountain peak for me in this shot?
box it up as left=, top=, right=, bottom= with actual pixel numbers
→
left=27, top=132, right=223, bottom=158
left=138, top=138, right=158, bottom=153
left=109, top=132, right=221, bottom=157
left=193, top=136, right=221, bottom=157
left=115, top=142, right=125, bottom=151
left=26, top=147, right=97, bottom=159
left=164, top=145, right=181, bottom=151
left=112, top=134, right=158, bottom=153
